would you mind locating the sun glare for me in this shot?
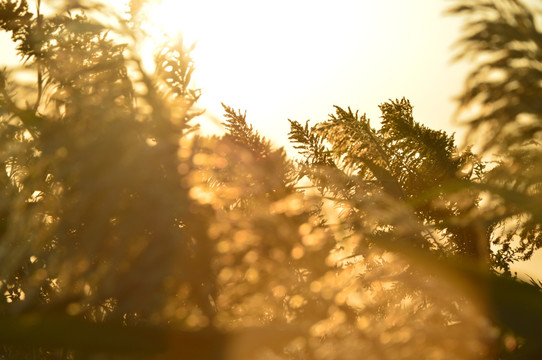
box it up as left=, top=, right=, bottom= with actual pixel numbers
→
left=127, top=1, right=466, bottom=150
left=132, top=0, right=371, bottom=136
left=145, top=0, right=228, bottom=46
left=136, top=0, right=274, bottom=130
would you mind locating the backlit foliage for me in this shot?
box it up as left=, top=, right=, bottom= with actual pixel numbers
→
left=0, top=0, right=541, bottom=359
left=289, top=99, right=485, bottom=260
left=450, top=0, right=542, bottom=152
left=450, top=0, right=542, bottom=275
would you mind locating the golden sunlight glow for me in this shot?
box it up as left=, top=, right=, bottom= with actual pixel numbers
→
left=134, top=1, right=471, bottom=150
left=130, top=1, right=469, bottom=150
left=134, top=0, right=380, bottom=135
left=124, top=0, right=542, bottom=310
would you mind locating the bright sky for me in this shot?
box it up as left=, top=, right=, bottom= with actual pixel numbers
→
left=0, top=1, right=470, bottom=145
left=1, top=0, right=541, bottom=278
left=166, top=0, right=471, bottom=150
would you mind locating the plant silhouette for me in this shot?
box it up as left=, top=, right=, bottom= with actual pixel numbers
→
left=0, top=0, right=541, bottom=359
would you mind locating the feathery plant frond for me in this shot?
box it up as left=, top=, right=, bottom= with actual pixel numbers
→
left=380, top=98, right=458, bottom=178
left=222, top=103, right=272, bottom=160
left=288, top=117, right=356, bottom=196
left=0, top=0, right=208, bottom=329
left=449, top=0, right=542, bottom=152
left=190, top=104, right=297, bottom=214
left=290, top=98, right=486, bottom=261
left=320, top=105, right=390, bottom=171
left=450, top=0, right=542, bottom=273
left=155, top=40, right=200, bottom=102
left=287, top=98, right=495, bottom=359
left=288, top=119, right=332, bottom=166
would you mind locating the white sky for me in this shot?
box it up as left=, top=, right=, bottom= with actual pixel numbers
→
left=0, top=1, right=471, bottom=145
left=1, top=0, right=541, bottom=279
left=178, top=1, right=471, bottom=150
